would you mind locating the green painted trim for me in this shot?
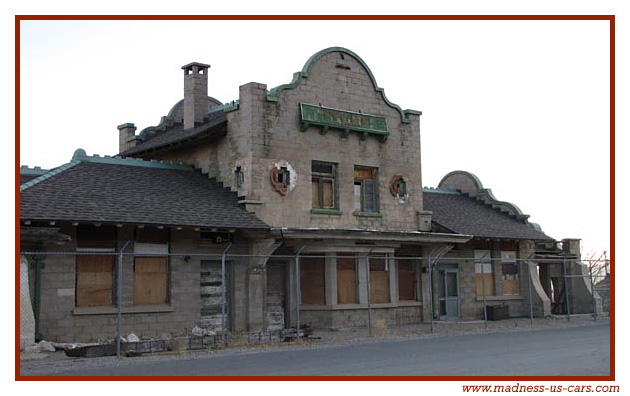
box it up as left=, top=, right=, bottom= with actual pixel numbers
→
left=265, top=47, right=422, bottom=124
left=437, top=170, right=529, bottom=221
left=311, top=208, right=343, bottom=216
left=300, top=103, right=389, bottom=142
left=222, top=103, right=239, bottom=113
left=20, top=161, right=81, bottom=192
left=30, top=256, right=45, bottom=341
left=136, top=95, right=224, bottom=139
left=19, top=166, right=48, bottom=176
left=21, top=149, right=194, bottom=193
left=422, top=187, right=461, bottom=195
left=352, top=211, right=382, bottom=218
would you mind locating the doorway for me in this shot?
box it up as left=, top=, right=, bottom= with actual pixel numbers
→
left=438, top=264, right=460, bottom=320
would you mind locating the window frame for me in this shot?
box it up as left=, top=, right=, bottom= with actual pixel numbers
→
left=354, top=166, right=379, bottom=214
left=311, top=161, right=337, bottom=210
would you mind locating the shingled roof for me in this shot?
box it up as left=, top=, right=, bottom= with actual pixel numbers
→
left=20, top=152, right=268, bottom=230
left=423, top=189, right=553, bottom=241
left=120, top=108, right=228, bottom=156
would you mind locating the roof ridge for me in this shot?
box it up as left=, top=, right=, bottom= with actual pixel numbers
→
left=21, top=149, right=194, bottom=192
left=20, top=160, right=81, bottom=192
left=422, top=187, right=460, bottom=195
left=72, top=149, right=192, bottom=171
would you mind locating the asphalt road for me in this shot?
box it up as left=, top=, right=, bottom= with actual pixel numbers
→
left=31, top=324, right=610, bottom=377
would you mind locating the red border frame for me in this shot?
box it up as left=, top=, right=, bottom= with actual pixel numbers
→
left=15, top=14, right=615, bottom=382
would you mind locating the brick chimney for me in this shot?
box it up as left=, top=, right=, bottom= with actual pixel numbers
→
left=118, top=123, right=137, bottom=153
left=182, top=62, right=210, bottom=130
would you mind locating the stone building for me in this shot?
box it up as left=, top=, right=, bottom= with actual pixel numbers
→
left=19, top=47, right=600, bottom=343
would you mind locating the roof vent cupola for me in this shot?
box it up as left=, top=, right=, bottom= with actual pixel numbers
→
left=182, top=62, right=211, bottom=130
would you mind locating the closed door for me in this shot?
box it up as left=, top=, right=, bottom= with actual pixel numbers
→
left=438, top=267, right=460, bottom=320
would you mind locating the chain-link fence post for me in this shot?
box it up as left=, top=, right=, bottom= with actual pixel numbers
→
left=221, top=243, right=233, bottom=346
left=526, top=255, right=534, bottom=326
left=589, top=261, right=597, bottom=320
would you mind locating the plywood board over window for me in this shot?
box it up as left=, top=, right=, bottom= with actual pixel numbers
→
left=398, top=259, right=416, bottom=301
left=76, top=255, right=114, bottom=307
left=337, top=253, right=357, bottom=304
left=501, top=251, right=519, bottom=295
left=300, top=256, right=325, bottom=305
left=474, top=250, right=494, bottom=296
left=370, top=256, right=389, bottom=303
left=134, top=257, right=168, bottom=305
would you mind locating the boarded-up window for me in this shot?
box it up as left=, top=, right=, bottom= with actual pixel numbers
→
left=501, top=251, right=519, bottom=295
left=370, top=256, right=389, bottom=303
left=300, top=256, right=325, bottom=305
left=337, top=253, right=357, bottom=304
left=76, top=255, right=114, bottom=307
left=134, top=257, right=168, bottom=305
left=475, top=250, right=494, bottom=296
left=354, top=166, right=378, bottom=213
left=398, top=260, right=416, bottom=301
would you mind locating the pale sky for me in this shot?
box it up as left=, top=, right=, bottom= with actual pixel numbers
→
left=18, top=19, right=611, bottom=256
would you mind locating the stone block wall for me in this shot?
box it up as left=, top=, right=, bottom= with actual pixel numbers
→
left=34, top=225, right=257, bottom=343
left=299, top=305, right=423, bottom=330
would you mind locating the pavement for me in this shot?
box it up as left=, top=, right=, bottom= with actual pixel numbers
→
left=18, top=314, right=610, bottom=376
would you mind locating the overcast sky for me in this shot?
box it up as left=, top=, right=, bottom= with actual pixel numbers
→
left=18, top=19, right=611, bottom=256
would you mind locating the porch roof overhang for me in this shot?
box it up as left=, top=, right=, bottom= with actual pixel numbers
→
left=270, top=227, right=472, bottom=245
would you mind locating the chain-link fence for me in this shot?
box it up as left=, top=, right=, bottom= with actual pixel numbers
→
left=19, top=250, right=609, bottom=357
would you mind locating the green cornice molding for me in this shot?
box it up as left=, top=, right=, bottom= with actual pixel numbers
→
left=20, top=166, right=49, bottom=176
left=266, top=47, right=421, bottom=124
left=438, top=170, right=529, bottom=221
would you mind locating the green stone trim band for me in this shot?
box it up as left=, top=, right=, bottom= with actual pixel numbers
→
left=300, top=103, right=389, bottom=142
left=352, top=211, right=383, bottom=218
left=311, top=209, right=343, bottom=216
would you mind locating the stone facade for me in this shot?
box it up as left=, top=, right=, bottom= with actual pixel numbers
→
left=20, top=47, right=600, bottom=344
left=28, top=224, right=261, bottom=343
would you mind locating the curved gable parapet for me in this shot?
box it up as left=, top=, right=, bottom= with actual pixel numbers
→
left=438, top=170, right=529, bottom=221
left=266, top=47, right=421, bottom=124
left=137, top=96, right=224, bottom=141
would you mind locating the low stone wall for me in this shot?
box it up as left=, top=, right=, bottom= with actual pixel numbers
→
left=300, top=305, right=423, bottom=330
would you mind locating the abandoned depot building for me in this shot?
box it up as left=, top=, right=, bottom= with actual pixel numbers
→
left=19, top=47, right=602, bottom=345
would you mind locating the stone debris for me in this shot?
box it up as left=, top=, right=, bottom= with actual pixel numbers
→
left=127, top=333, right=140, bottom=342
left=192, top=326, right=216, bottom=336
left=25, top=340, right=56, bottom=353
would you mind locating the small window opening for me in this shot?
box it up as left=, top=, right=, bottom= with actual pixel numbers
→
left=396, top=178, right=407, bottom=198
left=277, top=167, right=289, bottom=188
left=235, top=166, right=244, bottom=188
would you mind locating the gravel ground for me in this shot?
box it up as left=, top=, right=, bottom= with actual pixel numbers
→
left=19, top=314, right=610, bottom=377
